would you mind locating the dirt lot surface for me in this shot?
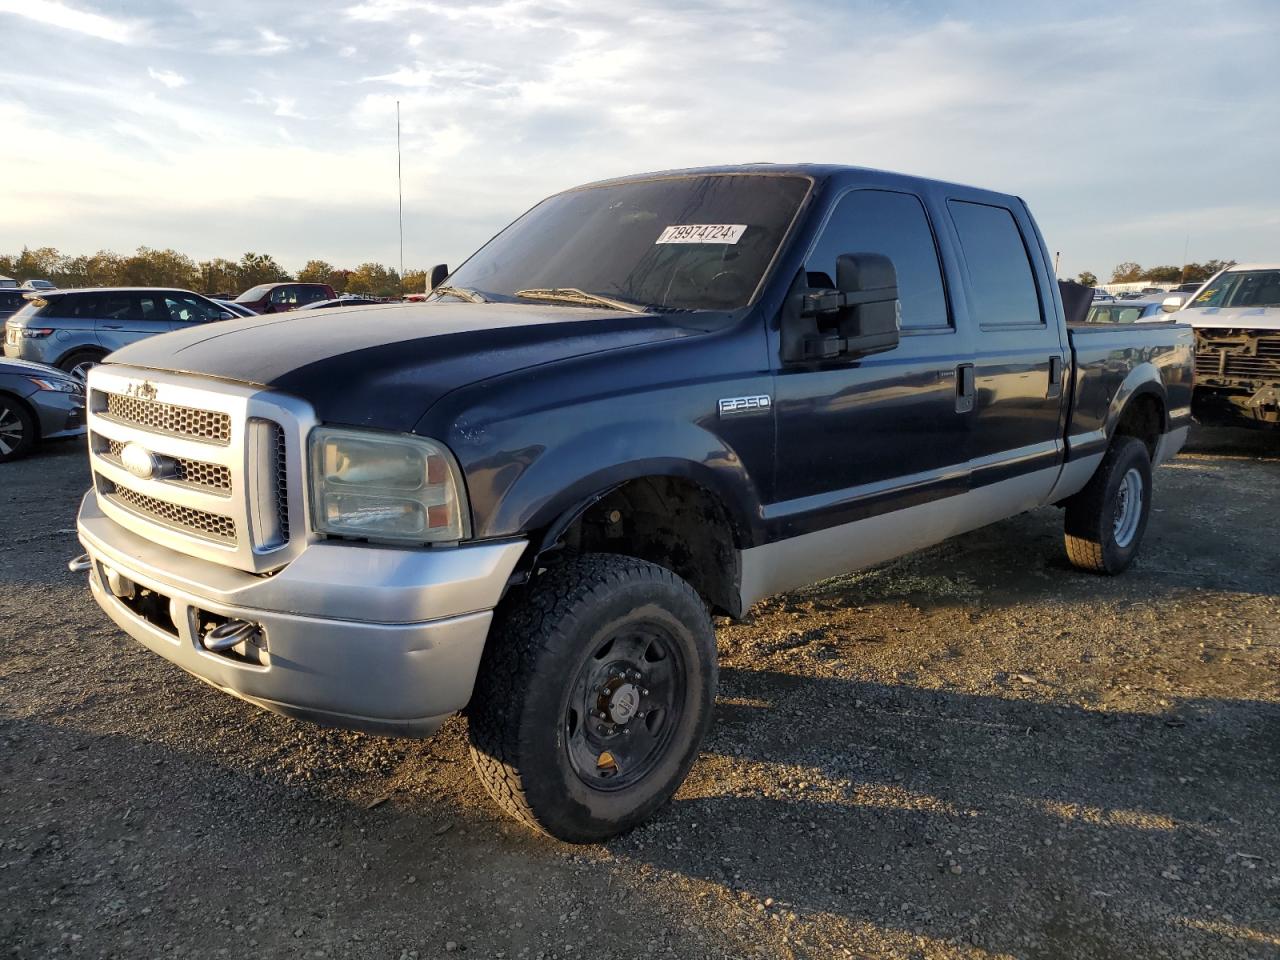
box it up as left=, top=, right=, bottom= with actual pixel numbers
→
left=2, top=429, right=1278, bottom=960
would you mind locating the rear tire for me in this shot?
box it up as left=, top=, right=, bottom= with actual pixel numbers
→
left=1064, top=436, right=1153, bottom=574
left=467, top=553, right=717, bottom=843
left=0, top=394, right=37, bottom=463
left=58, top=350, right=104, bottom=382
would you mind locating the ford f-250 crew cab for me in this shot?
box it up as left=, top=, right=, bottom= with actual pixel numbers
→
left=71, top=165, right=1193, bottom=842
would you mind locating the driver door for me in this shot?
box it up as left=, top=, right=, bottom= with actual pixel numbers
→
left=771, top=186, right=973, bottom=542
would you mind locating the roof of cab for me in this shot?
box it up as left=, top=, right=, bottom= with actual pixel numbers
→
left=557, top=163, right=1019, bottom=203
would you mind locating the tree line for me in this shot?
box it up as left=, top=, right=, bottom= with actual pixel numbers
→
left=0, top=246, right=431, bottom=299
left=1073, top=260, right=1236, bottom=288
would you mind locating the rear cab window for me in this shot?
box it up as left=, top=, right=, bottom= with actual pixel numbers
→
left=947, top=200, right=1044, bottom=327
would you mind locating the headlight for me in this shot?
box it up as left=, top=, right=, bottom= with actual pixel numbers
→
left=20, top=328, right=54, bottom=339
left=26, top=376, right=80, bottom=393
left=308, top=427, right=469, bottom=543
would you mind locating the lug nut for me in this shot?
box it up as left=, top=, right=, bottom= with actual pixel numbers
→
left=622, top=728, right=630, bottom=735
left=641, top=688, right=649, bottom=696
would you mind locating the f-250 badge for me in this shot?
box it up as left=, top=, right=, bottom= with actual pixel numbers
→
left=718, top=395, right=771, bottom=417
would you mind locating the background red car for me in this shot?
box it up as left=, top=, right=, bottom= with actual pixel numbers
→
left=234, top=282, right=336, bottom=313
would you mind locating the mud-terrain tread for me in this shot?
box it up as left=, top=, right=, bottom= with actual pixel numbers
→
left=466, top=553, right=712, bottom=838
left=1064, top=436, right=1151, bottom=574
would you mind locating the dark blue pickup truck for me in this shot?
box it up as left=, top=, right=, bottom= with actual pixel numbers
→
left=72, top=165, right=1192, bottom=841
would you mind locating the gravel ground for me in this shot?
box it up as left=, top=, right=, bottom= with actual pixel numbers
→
left=2, top=428, right=1278, bottom=960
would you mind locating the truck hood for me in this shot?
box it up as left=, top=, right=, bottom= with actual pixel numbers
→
left=106, top=301, right=699, bottom=431
left=1182, top=305, right=1280, bottom=332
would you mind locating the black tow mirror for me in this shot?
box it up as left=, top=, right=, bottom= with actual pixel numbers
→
left=792, top=253, right=900, bottom=360
left=429, top=264, right=449, bottom=290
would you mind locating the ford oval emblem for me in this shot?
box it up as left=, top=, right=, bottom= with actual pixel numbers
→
left=120, top=442, right=157, bottom=480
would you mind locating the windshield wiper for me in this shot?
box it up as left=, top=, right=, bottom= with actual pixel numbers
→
left=514, top=287, right=646, bottom=314
left=431, top=285, right=488, bottom=303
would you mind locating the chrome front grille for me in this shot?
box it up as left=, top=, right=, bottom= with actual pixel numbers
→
left=102, top=392, right=232, bottom=444
left=270, top=422, right=290, bottom=541
left=100, top=478, right=237, bottom=543
left=102, top=438, right=232, bottom=493
left=86, top=366, right=315, bottom=573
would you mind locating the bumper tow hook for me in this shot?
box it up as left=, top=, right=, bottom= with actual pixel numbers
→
left=68, top=554, right=92, bottom=573
left=203, top=620, right=263, bottom=653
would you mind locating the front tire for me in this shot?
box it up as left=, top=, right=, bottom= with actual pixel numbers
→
left=1064, top=436, right=1153, bottom=574
left=467, top=553, right=717, bottom=842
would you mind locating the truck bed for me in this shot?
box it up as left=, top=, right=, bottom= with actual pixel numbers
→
left=1065, top=321, right=1195, bottom=457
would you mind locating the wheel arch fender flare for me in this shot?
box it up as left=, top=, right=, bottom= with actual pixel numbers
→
left=480, top=418, right=765, bottom=557
left=1103, top=362, right=1169, bottom=442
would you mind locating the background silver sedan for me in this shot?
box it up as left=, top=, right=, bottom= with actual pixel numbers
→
left=0, top=357, right=85, bottom=462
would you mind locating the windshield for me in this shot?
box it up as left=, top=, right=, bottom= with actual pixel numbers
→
left=236, top=284, right=274, bottom=302
left=1190, top=270, right=1280, bottom=309
left=444, top=174, right=811, bottom=311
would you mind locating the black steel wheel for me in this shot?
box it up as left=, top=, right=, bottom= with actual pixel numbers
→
left=564, top=623, right=686, bottom=791
left=467, top=553, right=717, bottom=842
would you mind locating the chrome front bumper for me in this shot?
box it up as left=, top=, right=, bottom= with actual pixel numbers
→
left=77, top=492, right=526, bottom=736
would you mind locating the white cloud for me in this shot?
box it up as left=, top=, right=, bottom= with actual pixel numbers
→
left=213, top=25, right=301, bottom=56
left=344, top=0, right=428, bottom=23
left=147, top=67, right=188, bottom=89
left=1, top=0, right=1278, bottom=277
left=245, top=89, right=305, bottom=119
left=0, top=0, right=145, bottom=44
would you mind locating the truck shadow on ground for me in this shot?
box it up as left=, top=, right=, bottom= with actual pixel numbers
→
left=1184, top=425, right=1280, bottom=460
left=621, top=666, right=1280, bottom=957
left=5, top=663, right=1276, bottom=959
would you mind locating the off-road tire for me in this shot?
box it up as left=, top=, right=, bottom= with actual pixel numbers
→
left=0, top=394, right=37, bottom=463
left=1064, top=436, right=1153, bottom=574
left=466, top=553, right=717, bottom=842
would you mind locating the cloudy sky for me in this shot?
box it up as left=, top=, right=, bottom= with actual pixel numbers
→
left=1, top=0, right=1277, bottom=278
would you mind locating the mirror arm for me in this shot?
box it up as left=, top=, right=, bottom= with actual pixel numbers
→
left=800, top=333, right=847, bottom=360
left=800, top=287, right=895, bottom=318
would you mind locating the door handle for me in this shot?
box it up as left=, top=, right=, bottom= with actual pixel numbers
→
left=1047, top=355, right=1064, bottom=398
left=955, top=363, right=975, bottom=414
left=102, top=324, right=124, bottom=330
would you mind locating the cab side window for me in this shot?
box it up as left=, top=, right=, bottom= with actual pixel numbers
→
left=270, top=285, right=298, bottom=306
left=807, top=189, right=950, bottom=331
left=947, top=200, right=1043, bottom=327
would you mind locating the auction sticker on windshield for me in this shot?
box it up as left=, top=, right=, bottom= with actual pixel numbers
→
left=656, top=224, right=747, bottom=244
